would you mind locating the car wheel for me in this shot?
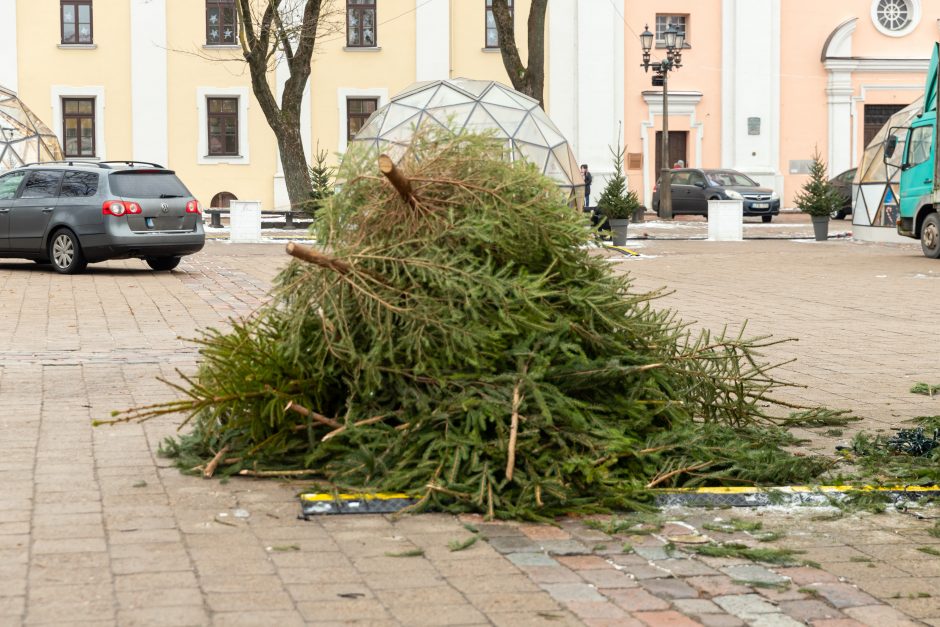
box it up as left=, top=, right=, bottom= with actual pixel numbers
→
left=921, top=214, right=940, bottom=259
left=146, top=256, right=182, bottom=271
left=762, top=215, right=773, bottom=223
left=49, top=229, right=87, bottom=274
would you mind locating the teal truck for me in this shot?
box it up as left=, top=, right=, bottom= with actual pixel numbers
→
left=886, top=42, right=940, bottom=257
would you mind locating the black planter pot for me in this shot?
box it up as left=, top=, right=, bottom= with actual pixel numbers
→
left=811, top=215, right=829, bottom=241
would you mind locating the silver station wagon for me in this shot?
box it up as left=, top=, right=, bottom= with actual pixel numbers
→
left=0, top=161, right=205, bottom=274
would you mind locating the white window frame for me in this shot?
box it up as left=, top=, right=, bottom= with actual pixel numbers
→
left=51, top=85, right=106, bottom=161
left=337, top=87, right=388, bottom=154
left=196, top=86, right=250, bottom=165
left=871, top=0, right=920, bottom=37
left=654, top=13, right=688, bottom=47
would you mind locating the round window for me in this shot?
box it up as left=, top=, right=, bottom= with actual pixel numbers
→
left=871, top=0, right=920, bottom=37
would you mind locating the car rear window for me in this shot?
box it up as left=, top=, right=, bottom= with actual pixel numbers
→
left=60, top=172, right=99, bottom=198
left=706, top=171, right=758, bottom=187
left=109, top=171, right=190, bottom=198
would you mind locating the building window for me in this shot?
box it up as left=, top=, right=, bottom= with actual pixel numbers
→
left=864, top=104, right=906, bottom=147
left=62, top=98, right=95, bottom=158
left=61, top=0, right=93, bottom=45
left=206, top=0, right=238, bottom=46
left=654, top=14, right=688, bottom=47
left=485, top=0, right=513, bottom=49
left=347, top=0, right=376, bottom=47
left=347, top=97, right=377, bottom=141
left=207, top=97, right=239, bottom=156
left=875, top=0, right=912, bottom=31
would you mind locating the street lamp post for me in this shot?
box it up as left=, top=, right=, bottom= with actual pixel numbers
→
left=640, top=24, right=685, bottom=220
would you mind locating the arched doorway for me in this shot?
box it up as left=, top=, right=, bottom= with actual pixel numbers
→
left=210, top=191, right=237, bottom=209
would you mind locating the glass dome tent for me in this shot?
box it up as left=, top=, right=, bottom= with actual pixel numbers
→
left=0, top=86, right=64, bottom=171
left=852, top=97, right=923, bottom=233
left=348, top=78, right=584, bottom=206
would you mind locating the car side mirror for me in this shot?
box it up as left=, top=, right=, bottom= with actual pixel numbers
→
left=884, top=135, right=898, bottom=159
left=694, top=181, right=705, bottom=188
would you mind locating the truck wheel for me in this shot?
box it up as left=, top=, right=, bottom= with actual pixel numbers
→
left=921, top=213, right=940, bottom=259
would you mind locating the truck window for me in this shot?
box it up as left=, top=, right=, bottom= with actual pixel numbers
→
left=907, top=125, right=933, bottom=166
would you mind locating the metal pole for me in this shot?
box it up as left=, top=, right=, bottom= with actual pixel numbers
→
left=660, top=69, right=672, bottom=220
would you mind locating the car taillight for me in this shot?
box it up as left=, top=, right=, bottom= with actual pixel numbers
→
left=101, top=205, right=141, bottom=216
left=103, top=201, right=142, bottom=216
left=103, top=200, right=126, bottom=216
left=186, top=200, right=201, bottom=214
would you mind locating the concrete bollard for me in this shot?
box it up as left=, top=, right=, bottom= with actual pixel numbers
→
left=229, top=200, right=262, bottom=243
left=707, top=199, right=743, bottom=241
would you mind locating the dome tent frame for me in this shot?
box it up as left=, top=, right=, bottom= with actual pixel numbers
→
left=349, top=78, right=584, bottom=204
left=0, top=86, right=64, bottom=171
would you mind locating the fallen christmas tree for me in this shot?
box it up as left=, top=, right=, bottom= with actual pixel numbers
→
left=106, top=130, right=833, bottom=519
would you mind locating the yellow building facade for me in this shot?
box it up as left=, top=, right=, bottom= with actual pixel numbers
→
left=1, top=0, right=588, bottom=213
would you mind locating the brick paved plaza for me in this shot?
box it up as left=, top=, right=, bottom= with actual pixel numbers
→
left=2, top=222, right=940, bottom=626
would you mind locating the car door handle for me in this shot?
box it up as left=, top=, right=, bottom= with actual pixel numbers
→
left=0, top=208, right=9, bottom=213
left=42, top=207, right=54, bottom=213
left=925, top=179, right=933, bottom=185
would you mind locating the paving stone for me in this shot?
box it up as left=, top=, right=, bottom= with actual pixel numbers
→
left=748, top=615, right=806, bottom=627
left=686, top=576, right=753, bottom=597
left=712, top=594, right=780, bottom=618
left=564, top=600, right=629, bottom=619
left=777, top=599, right=844, bottom=622
left=843, top=604, right=925, bottom=626
left=776, top=566, right=840, bottom=586
left=541, top=540, right=591, bottom=556
left=803, top=583, right=881, bottom=609
left=519, top=525, right=572, bottom=541
left=579, top=568, right=638, bottom=589
left=634, top=546, right=675, bottom=561
left=583, top=617, right=645, bottom=627
left=212, top=610, right=306, bottom=627
left=721, top=564, right=790, bottom=586
left=505, top=552, right=558, bottom=567
left=464, top=591, right=561, bottom=613
left=639, top=577, right=699, bottom=600
left=602, top=587, right=671, bottom=612
left=696, top=614, right=746, bottom=627
left=632, top=609, right=705, bottom=626
left=486, top=535, right=542, bottom=554
left=672, top=598, right=725, bottom=615
left=810, top=620, right=867, bottom=627
left=488, top=610, right=581, bottom=626
left=389, top=604, right=489, bottom=625
left=519, top=565, right=583, bottom=584
left=296, top=599, right=393, bottom=622
left=556, top=555, right=613, bottom=571
left=539, top=583, right=605, bottom=603
left=653, top=558, right=720, bottom=577
left=448, top=572, right=542, bottom=595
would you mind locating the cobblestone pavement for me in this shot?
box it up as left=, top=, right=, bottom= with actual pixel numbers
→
left=2, top=223, right=940, bottom=626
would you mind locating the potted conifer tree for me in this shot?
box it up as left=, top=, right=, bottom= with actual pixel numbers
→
left=597, top=141, right=640, bottom=247
left=794, top=149, right=842, bottom=242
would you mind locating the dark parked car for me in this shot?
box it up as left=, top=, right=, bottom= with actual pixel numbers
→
left=0, top=161, right=205, bottom=274
left=829, top=167, right=856, bottom=220
left=652, top=168, right=780, bottom=222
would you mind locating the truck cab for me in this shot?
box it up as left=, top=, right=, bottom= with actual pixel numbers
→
left=888, top=42, right=940, bottom=257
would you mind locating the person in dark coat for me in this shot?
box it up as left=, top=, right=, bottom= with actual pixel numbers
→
left=580, top=164, right=593, bottom=208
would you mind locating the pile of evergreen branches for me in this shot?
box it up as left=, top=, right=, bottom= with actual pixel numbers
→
left=108, top=130, right=831, bottom=519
